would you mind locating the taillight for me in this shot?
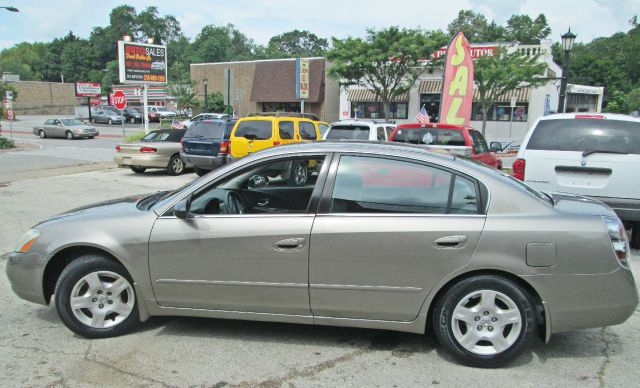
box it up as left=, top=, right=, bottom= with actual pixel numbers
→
left=115, top=145, right=121, bottom=152
left=140, top=146, right=157, bottom=153
left=219, top=140, right=229, bottom=154
left=512, top=158, right=525, bottom=180
left=273, top=141, right=281, bottom=146
left=603, top=216, right=631, bottom=269
left=575, top=114, right=604, bottom=119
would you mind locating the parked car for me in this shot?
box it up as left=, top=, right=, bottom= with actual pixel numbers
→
left=389, top=123, right=502, bottom=169
left=148, top=106, right=177, bottom=122
left=7, top=141, right=637, bottom=367
left=90, top=109, right=123, bottom=125
left=122, top=108, right=143, bottom=124
left=33, top=118, right=99, bottom=140
left=229, top=114, right=321, bottom=159
left=181, top=119, right=237, bottom=176
left=514, top=113, right=640, bottom=248
left=175, top=113, right=230, bottom=129
left=113, top=129, right=189, bottom=175
left=323, top=119, right=396, bottom=141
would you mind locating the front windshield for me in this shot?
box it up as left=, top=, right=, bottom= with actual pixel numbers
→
left=62, top=119, right=83, bottom=126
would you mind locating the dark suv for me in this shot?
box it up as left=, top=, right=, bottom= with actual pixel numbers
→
left=181, top=119, right=237, bottom=176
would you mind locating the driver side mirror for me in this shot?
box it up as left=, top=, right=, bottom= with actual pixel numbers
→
left=174, top=195, right=191, bottom=219
left=489, top=142, right=502, bottom=152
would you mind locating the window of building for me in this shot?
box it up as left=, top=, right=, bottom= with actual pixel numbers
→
left=262, top=102, right=301, bottom=112
left=279, top=121, right=294, bottom=139
left=419, top=94, right=441, bottom=122
left=472, top=103, right=529, bottom=122
left=350, top=102, right=408, bottom=119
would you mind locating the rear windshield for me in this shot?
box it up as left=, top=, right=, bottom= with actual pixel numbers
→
left=143, top=129, right=185, bottom=142
left=527, top=118, right=640, bottom=154
left=392, top=127, right=466, bottom=146
left=326, top=125, right=370, bottom=140
left=234, top=120, right=273, bottom=140
left=186, top=121, right=227, bottom=139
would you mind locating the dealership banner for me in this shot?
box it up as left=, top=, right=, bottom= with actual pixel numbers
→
left=117, top=41, right=167, bottom=84
left=296, top=58, right=310, bottom=99
left=439, top=31, right=474, bottom=127
left=75, top=82, right=101, bottom=97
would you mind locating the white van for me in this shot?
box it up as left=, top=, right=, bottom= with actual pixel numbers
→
left=323, top=119, right=395, bottom=141
left=514, top=113, right=640, bottom=247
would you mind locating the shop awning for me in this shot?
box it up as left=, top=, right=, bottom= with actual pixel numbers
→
left=419, top=79, right=530, bottom=102
left=347, top=88, right=409, bottom=102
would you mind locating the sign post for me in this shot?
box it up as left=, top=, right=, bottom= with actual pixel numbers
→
left=3, top=99, right=13, bottom=139
left=75, top=82, right=101, bottom=122
left=113, top=90, right=127, bottom=138
left=296, top=58, right=310, bottom=114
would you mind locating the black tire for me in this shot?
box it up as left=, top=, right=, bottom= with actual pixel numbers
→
left=194, top=166, right=210, bottom=177
left=167, top=154, right=185, bottom=176
left=90, top=118, right=95, bottom=123
left=39, top=130, right=46, bottom=139
left=108, top=118, right=113, bottom=125
left=432, top=275, right=537, bottom=368
left=287, top=161, right=308, bottom=186
left=631, top=222, right=640, bottom=249
left=130, top=165, right=146, bottom=173
left=65, top=131, right=74, bottom=140
left=54, top=254, right=140, bottom=338
left=129, top=117, right=136, bottom=124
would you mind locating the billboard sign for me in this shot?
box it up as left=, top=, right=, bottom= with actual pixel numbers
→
left=118, top=41, right=167, bottom=84
left=439, top=31, right=474, bottom=127
left=296, top=58, right=310, bottom=99
left=75, top=82, right=101, bottom=97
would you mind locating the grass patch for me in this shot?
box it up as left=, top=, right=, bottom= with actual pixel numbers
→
left=0, top=137, right=15, bottom=149
left=125, top=131, right=146, bottom=143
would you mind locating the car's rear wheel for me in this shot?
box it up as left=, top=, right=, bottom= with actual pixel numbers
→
left=65, top=131, right=74, bottom=140
left=194, top=166, right=209, bottom=177
left=167, top=154, right=185, bottom=176
left=432, top=275, right=536, bottom=368
left=631, top=222, right=640, bottom=249
left=54, top=255, right=139, bottom=338
left=130, top=166, right=146, bottom=173
left=39, top=130, right=46, bottom=139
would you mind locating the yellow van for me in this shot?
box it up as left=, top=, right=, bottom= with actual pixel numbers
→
left=229, top=114, right=322, bottom=159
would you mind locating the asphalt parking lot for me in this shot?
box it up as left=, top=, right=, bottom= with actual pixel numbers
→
left=1, top=167, right=639, bottom=387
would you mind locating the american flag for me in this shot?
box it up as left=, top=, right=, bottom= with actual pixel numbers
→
left=416, top=105, right=430, bottom=124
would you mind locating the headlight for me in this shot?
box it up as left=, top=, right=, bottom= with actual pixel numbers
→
left=14, top=229, right=40, bottom=253
left=74, top=128, right=82, bottom=133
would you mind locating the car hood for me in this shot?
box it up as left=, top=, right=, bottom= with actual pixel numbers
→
left=35, top=194, right=152, bottom=227
left=551, top=192, right=617, bottom=217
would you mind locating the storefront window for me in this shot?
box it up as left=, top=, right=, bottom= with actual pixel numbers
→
left=350, top=102, right=408, bottom=119
left=419, top=94, right=441, bottom=122
left=262, top=102, right=301, bottom=112
left=472, top=103, right=529, bottom=122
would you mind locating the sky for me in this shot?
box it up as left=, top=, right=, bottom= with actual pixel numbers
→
left=0, top=0, right=638, bottom=49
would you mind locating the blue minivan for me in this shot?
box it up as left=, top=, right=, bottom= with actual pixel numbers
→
left=180, top=119, right=237, bottom=176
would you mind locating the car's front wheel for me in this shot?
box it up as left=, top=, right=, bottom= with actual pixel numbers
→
left=54, top=255, right=139, bottom=338
left=432, top=275, right=537, bottom=368
left=39, top=130, right=46, bottom=139
left=129, top=117, right=136, bottom=124
left=65, top=131, right=74, bottom=140
left=108, top=119, right=113, bottom=125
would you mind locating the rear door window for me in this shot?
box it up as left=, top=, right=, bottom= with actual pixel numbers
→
left=299, top=121, right=317, bottom=140
left=234, top=120, right=273, bottom=140
left=186, top=121, right=226, bottom=139
left=527, top=118, right=640, bottom=154
left=392, top=127, right=466, bottom=146
left=376, top=127, right=386, bottom=140
left=166, top=129, right=186, bottom=142
left=279, top=121, right=294, bottom=139
left=326, top=125, right=370, bottom=140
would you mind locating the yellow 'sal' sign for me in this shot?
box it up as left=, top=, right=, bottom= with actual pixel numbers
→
left=439, top=32, right=474, bottom=126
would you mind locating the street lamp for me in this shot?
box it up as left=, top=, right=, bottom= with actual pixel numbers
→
left=0, top=6, right=19, bottom=12
left=557, top=28, right=577, bottom=113
left=203, top=78, right=208, bottom=113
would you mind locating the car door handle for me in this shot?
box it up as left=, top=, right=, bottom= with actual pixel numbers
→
left=433, top=235, right=468, bottom=248
left=273, top=238, right=306, bottom=250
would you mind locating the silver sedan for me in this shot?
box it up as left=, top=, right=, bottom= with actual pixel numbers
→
left=6, top=141, right=638, bottom=367
left=33, top=118, right=99, bottom=139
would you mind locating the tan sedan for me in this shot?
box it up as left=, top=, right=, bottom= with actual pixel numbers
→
left=114, top=129, right=189, bottom=175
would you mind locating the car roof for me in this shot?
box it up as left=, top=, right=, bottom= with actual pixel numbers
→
left=538, top=113, right=640, bottom=123
left=395, top=123, right=471, bottom=130
left=332, top=119, right=396, bottom=127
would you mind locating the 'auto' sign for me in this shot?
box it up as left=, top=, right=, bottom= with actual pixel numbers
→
left=117, top=41, right=167, bottom=84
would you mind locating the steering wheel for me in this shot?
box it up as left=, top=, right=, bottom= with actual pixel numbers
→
left=225, top=191, right=247, bottom=214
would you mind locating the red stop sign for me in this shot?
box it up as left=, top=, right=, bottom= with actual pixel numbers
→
left=112, top=91, right=127, bottom=110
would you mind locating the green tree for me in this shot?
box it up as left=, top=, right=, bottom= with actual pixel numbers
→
left=627, top=88, right=640, bottom=112
left=265, top=30, right=329, bottom=58
left=137, top=6, right=182, bottom=44
left=188, top=24, right=256, bottom=63
left=0, top=42, right=48, bottom=80
left=447, top=10, right=492, bottom=42
left=205, top=91, right=225, bottom=112
left=474, top=47, right=547, bottom=135
left=327, top=27, right=447, bottom=121
left=60, top=39, right=99, bottom=83
left=504, top=14, right=551, bottom=44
